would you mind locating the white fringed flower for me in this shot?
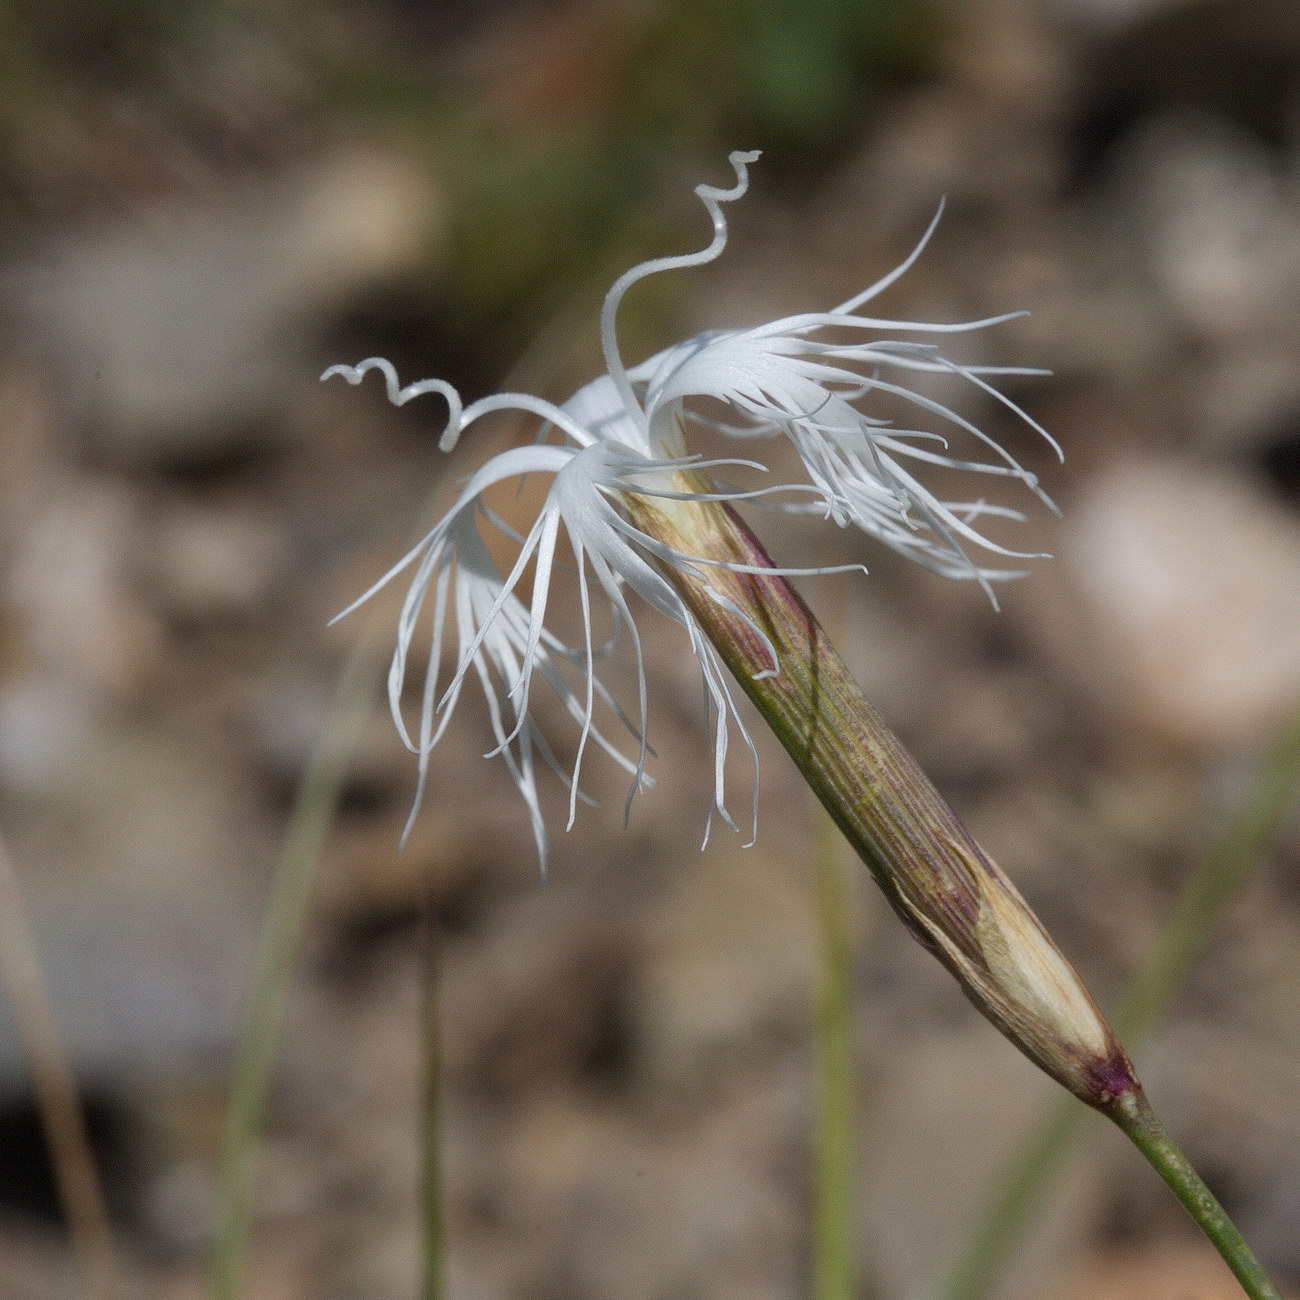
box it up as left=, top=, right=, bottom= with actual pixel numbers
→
left=546, top=153, right=1059, bottom=603
left=327, top=149, right=1054, bottom=860
left=323, top=402, right=852, bottom=867
left=614, top=188, right=1060, bottom=604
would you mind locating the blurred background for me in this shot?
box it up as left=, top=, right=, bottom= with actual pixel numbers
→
left=1, top=0, right=1298, bottom=1296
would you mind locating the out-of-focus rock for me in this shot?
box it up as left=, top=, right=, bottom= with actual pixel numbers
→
left=941, top=0, right=1069, bottom=113
left=0, top=724, right=258, bottom=1089
left=141, top=497, right=288, bottom=620
left=0, top=675, right=98, bottom=800
left=21, top=148, right=436, bottom=466
left=502, top=1086, right=798, bottom=1300
left=1249, top=1146, right=1300, bottom=1278
left=1199, top=350, right=1300, bottom=458
left=1065, top=0, right=1300, bottom=184
left=1117, top=114, right=1300, bottom=343
left=1136, top=1020, right=1300, bottom=1203
left=0, top=1221, right=74, bottom=1300
left=6, top=476, right=163, bottom=700
left=0, top=364, right=57, bottom=533
left=1045, top=0, right=1183, bottom=28
left=442, top=885, right=637, bottom=1095
left=139, top=1158, right=216, bottom=1259
left=1054, top=458, right=1300, bottom=750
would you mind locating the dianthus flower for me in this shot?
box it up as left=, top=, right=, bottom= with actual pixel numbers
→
left=326, top=160, right=1295, bottom=1288
left=325, top=150, right=1052, bottom=865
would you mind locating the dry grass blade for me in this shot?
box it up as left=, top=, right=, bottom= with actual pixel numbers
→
left=0, top=830, right=122, bottom=1300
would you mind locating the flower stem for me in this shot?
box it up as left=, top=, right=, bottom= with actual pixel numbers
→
left=931, top=703, right=1300, bottom=1300
left=1108, top=1090, right=1281, bottom=1300
left=209, top=635, right=380, bottom=1300
left=812, top=801, right=856, bottom=1300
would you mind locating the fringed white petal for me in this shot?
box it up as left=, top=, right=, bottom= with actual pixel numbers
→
left=634, top=277, right=1055, bottom=603
left=330, top=437, right=826, bottom=868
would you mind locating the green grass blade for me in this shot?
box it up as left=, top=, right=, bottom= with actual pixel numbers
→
left=208, top=632, right=382, bottom=1300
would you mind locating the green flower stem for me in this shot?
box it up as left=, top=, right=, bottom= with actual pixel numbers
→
left=932, top=703, right=1300, bottom=1300
left=1109, top=1090, right=1281, bottom=1300
left=209, top=634, right=382, bottom=1300
left=812, top=801, right=856, bottom=1300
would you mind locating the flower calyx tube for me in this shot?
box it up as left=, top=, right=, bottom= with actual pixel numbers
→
left=624, top=475, right=1138, bottom=1112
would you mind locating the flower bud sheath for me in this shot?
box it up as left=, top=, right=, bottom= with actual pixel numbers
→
left=628, top=475, right=1137, bottom=1112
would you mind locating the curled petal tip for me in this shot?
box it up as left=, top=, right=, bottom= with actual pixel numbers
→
left=698, top=151, right=761, bottom=204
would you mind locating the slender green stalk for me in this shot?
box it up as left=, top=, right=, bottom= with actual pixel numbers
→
left=0, top=832, right=122, bottom=1300
left=931, top=705, right=1300, bottom=1300
left=208, top=636, right=381, bottom=1300
left=420, top=897, right=445, bottom=1300
left=1110, top=1090, right=1281, bottom=1300
left=812, top=801, right=856, bottom=1300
